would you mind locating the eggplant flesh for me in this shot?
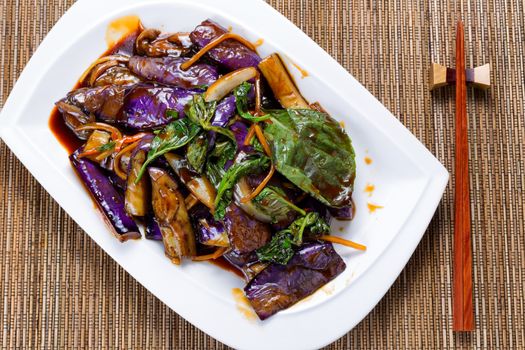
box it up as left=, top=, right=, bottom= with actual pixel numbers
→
left=124, top=135, right=154, bottom=218
left=70, top=150, right=140, bottom=241
left=244, top=242, right=346, bottom=320
left=258, top=54, right=309, bottom=109
left=164, top=153, right=216, bottom=211
left=149, top=167, right=196, bottom=264
left=223, top=204, right=271, bottom=254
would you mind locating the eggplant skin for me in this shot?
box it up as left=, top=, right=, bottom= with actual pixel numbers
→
left=244, top=242, right=346, bottom=320
left=128, top=56, right=218, bottom=89
left=190, top=19, right=261, bottom=71
left=223, top=204, right=271, bottom=254
left=69, top=150, right=141, bottom=242
left=149, top=167, right=196, bottom=264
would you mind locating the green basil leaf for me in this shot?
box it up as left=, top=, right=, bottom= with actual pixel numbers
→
left=135, top=118, right=201, bottom=183
left=96, top=141, right=116, bottom=152
left=213, top=155, right=270, bottom=220
left=256, top=230, right=294, bottom=265
left=255, top=212, right=330, bottom=264
left=253, top=186, right=306, bottom=224
left=264, top=109, right=356, bottom=208
left=233, top=82, right=271, bottom=122
left=186, top=132, right=209, bottom=173
left=186, top=95, right=237, bottom=144
left=210, top=139, right=236, bottom=169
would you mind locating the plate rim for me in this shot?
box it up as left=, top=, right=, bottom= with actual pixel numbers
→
left=0, top=1, right=449, bottom=349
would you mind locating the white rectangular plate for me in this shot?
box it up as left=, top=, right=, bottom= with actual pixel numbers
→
left=0, top=0, right=448, bottom=349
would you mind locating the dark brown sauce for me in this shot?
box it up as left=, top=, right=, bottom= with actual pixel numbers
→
left=49, top=29, right=142, bottom=154
left=210, top=257, right=244, bottom=279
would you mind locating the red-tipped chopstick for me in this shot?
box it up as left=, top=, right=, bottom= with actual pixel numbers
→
left=453, top=20, right=474, bottom=332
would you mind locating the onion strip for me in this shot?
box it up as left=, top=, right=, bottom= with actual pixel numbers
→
left=240, top=164, right=275, bottom=203
left=181, top=33, right=257, bottom=70
left=318, top=236, right=367, bottom=251
left=113, top=141, right=140, bottom=180
left=184, top=194, right=200, bottom=211
left=76, top=122, right=122, bottom=140
left=192, top=247, right=228, bottom=261
left=78, top=54, right=130, bottom=84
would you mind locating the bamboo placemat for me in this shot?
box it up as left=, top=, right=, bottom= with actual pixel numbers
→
left=1, top=0, right=524, bottom=349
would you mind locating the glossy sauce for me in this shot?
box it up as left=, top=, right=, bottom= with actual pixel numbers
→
left=291, top=61, right=309, bottom=79
left=253, top=38, right=264, bottom=47
left=49, top=26, right=142, bottom=154
left=105, top=15, right=141, bottom=48
left=367, top=202, right=383, bottom=213
left=364, top=183, right=375, bottom=197
left=231, top=288, right=257, bottom=321
left=364, top=156, right=373, bottom=165
left=210, top=257, right=244, bottom=278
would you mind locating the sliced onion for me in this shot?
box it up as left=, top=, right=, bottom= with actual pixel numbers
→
left=78, top=54, right=130, bottom=84
left=204, top=67, right=258, bottom=103
left=233, top=177, right=273, bottom=223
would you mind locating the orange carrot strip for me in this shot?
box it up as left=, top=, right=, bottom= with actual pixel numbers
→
left=244, top=124, right=256, bottom=146
left=181, top=33, right=257, bottom=70
left=192, top=247, right=228, bottom=261
left=240, top=164, right=275, bottom=203
left=318, top=236, right=367, bottom=251
left=113, top=141, right=140, bottom=180
left=77, top=149, right=100, bottom=158
left=254, top=124, right=272, bottom=157
left=114, top=132, right=149, bottom=152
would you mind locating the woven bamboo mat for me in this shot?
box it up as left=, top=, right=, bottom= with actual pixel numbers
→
left=1, top=0, right=524, bottom=349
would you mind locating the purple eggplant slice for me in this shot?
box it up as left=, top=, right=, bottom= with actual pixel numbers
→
left=190, top=19, right=261, bottom=71
left=128, top=56, right=218, bottom=89
left=145, top=212, right=163, bottom=241
left=70, top=150, right=140, bottom=241
left=64, top=85, right=128, bottom=124
left=192, top=206, right=229, bottom=247
left=93, top=66, right=142, bottom=87
left=244, top=242, right=346, bottom=320
left=212, top=95, right=236, bottom=127
left=55, top=101, right=95, bottom=140
left=125, top=135, right=154, bottom=216
left=121, top=85, right=200, bottom=130
left=329, top=205, right=354, bottom=221
left=136, top=29, right=192, bottom=58
left=165, top=153, right=216, bottom=211
left=223, top=204, right=271, bottom=254
left=149, top=167, right=196, bottom=264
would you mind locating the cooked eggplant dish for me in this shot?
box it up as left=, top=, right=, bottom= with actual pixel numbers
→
left=53, top=19, right=365, bottom=320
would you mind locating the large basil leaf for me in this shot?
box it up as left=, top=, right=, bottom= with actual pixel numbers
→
left=264, top=109, right=356, bottom=208
left=136, top=118, right=201, bottom=182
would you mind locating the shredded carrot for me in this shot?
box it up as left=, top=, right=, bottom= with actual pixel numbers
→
left=192, top=247, right=228, bottom=261
left=114, top=132, right=149, bottom=152
left=181, top=33, right=257, bottom=70
left=318, top=236, right=366, bottom=251
left=113, top=141, right=140, bottom=180
left=77, top=149, right=100, bottom=158
left=94, top=149, right=115, bottom=162
left=254, top=124, right=272, bottom=157
left=240, top=164, right=275, bottom=203
left=244, top=124, right=256, bottom=146
left=76, top=122, right=122, bottom=140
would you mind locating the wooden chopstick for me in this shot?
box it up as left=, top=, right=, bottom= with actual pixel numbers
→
left=453, top=20, right=474, bottom=332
